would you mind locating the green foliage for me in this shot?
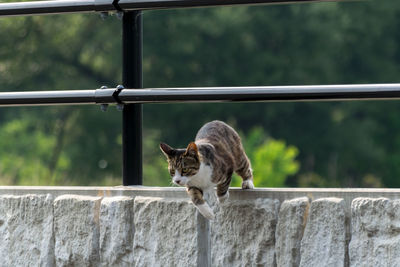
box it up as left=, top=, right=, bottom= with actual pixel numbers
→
left=232, top=128, right=299, bottom=187
left=0, top=13, right=123, bottom=185
left=0, top=118, right=70, bottom=185
left=142, top=129, right=172, bottom=186
left=252, top=139, right=299, bottom=187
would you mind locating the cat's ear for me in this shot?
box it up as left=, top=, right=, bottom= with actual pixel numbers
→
left=185, top=142, right=198, bottom=156
left=160, top=142, right=174, bottom=158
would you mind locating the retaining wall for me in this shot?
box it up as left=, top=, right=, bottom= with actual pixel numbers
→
left=1, top=186, right=400, bottom=266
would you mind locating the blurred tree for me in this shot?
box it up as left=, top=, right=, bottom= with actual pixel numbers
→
left=0, top=117, right=70, bottom=185
left=252, top=139, right=299, bottom=187
left=143, top=0, right=400, bottom=187
left=142, top=128, right=171, bottom=186
left=0, top=0, right=400, bottom=187
left=0, top=13, right=123, bottom=185
left=231, top=127, right=299, bottom=187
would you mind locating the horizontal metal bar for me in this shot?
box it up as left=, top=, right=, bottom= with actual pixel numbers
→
left=0, top=0, right=95, bottom=17
left=0, top=0, right=347, bottom=17
left=118, top=84, right=400, bottom=103
left=0, top=89, right=116, bottom=106
left=0, top=84, right=400, bottom=107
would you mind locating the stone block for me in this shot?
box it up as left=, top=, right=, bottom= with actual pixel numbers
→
left=54, top=194, right=102, bottom=267
left=211, top=198, right=280, bottom=266
left=100, top=196, right=134, bottom=266
left=0, top=194, right=54, bottom=267
left=350, top=198, right=400, bottom=267
left=275, top=197, right=310, bottom=267
left=299, top=197, right=347, bottom=267
left=133, top=196, right=199, bottom=267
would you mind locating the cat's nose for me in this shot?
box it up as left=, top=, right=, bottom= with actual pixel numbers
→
left=175, top=179, right=181, bottom=185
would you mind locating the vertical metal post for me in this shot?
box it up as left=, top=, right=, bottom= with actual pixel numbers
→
left=122, top=10, right=143, bottom=185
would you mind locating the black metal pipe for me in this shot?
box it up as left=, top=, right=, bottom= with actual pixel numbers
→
left=2, top=84, right=400, bottom=106
left=0, top=0, right=95, bottom=17
left=117, top=84, right=400, bottom=103
left=0, top=0, right=350, bottom=17
left=122, top=11, right=143, bottom=186
left=0, top=90, right=96, bottom=106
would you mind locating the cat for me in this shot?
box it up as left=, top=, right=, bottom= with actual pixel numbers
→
left=160, top=120, right=254, bottom=220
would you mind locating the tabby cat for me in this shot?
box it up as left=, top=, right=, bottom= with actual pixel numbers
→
left=160, top=120, right=254, bottom=220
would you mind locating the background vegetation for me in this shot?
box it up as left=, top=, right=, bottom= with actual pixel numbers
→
left=0, top=0, right=399, bottom=187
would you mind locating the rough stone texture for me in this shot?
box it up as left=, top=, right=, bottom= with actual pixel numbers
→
left=100, top=196, right=134, bottom=266
left=350, top=198, right=400, bottom=267
left=299, top=197, right=347, bottom=267
left=0, top=194, right=54, bottom=267
left=0, top=199, right=6, bottom=267
left=276, top=197, right=310, bottom=267
left=5, top=188, right=400, bottom=267
left=133, top=196, right=199, bottom=267
left=211, top=198, right=280, bottom=266
left=54, top=194, right=102, bottom=267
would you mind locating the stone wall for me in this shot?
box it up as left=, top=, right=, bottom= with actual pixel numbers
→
left=1, top=186, right=400, bottom=266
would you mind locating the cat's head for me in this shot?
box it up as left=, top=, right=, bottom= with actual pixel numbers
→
left=160, top=142, right=200, bottom=186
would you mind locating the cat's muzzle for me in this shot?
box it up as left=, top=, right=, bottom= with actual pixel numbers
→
left=173, top=176, right=187, bottom=186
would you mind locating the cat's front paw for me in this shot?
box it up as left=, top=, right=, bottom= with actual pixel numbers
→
left=242, top=180, right=254, bottom=189
left=217, top=191, right=229, bottom=204
left=196, top=203, right=215, bottom=220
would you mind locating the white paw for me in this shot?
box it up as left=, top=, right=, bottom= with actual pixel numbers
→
left=217, top=191, right=229, bottom=204
left=197, top=203, right=215, bottom=220
left=242, top=180, right=254, bottom=189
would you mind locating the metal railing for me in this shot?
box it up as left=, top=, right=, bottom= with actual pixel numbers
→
left=1, top=84, right=400, bottom=107
left=0, top=0, right=367, bottom=186
left=0, top=0, right=344, bottom=17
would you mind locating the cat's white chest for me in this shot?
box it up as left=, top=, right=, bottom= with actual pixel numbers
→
left=187, top=163, right=215, bottom=191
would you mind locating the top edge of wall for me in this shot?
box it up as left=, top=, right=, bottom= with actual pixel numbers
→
left=1, top=186, right=400, bottom=207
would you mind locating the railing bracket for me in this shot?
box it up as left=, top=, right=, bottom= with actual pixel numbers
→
left=99, top=85, right=109, bottom=112
left=113, top=85, right=125, bottom=110
left=112, top=0, right=123, bottom=12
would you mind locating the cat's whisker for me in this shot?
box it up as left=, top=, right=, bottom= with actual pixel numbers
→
left=169, top=181, right=178, bottom=187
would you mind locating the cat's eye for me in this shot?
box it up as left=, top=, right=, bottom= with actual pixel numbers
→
left=182, top=167, right=189, bottom=173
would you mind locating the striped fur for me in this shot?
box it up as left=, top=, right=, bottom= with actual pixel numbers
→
left=160, top=120, right=254, bottom=220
